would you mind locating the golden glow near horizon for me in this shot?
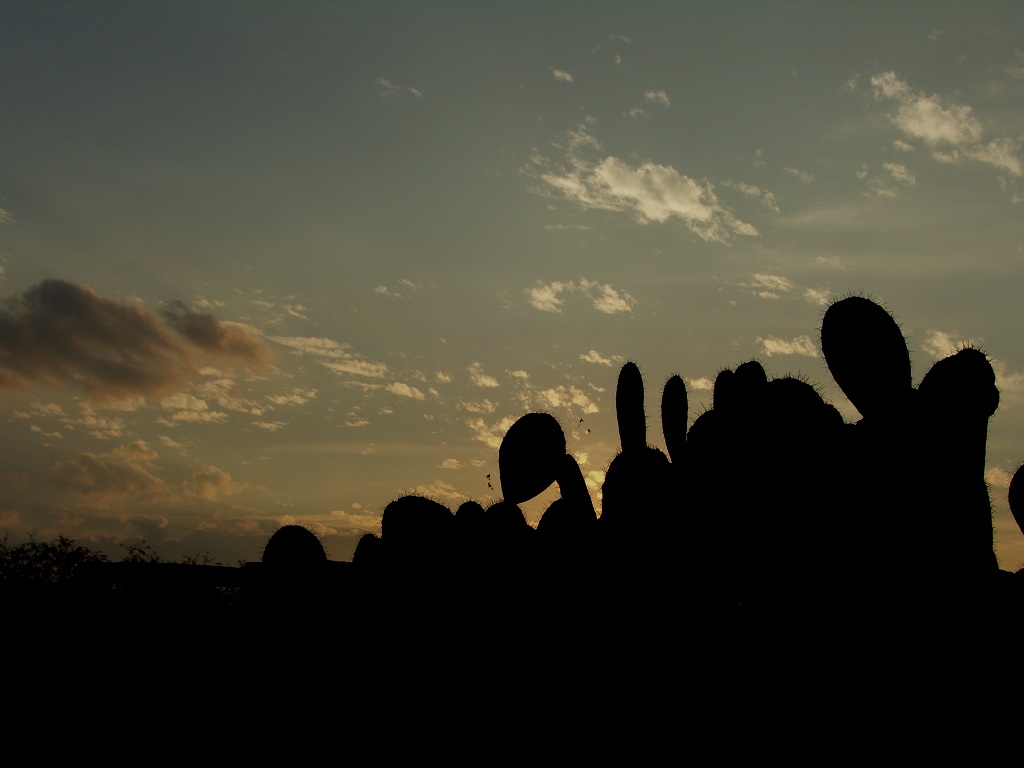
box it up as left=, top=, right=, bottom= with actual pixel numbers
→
left=1, top=2, right=1023, bottom=571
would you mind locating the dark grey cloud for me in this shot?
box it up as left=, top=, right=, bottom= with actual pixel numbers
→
left=0, top=279, right=274, bottom=402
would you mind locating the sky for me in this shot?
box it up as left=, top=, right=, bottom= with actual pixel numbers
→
left=2, top=1, right=1024, bottom=570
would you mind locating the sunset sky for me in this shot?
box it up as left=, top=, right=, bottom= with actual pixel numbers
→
left=2, top=1, right=1023, bottom=570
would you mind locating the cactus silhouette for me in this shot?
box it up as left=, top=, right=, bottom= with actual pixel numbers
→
left=1009, top=464, right=1024, bottom=576
left=600, top=361, right=673, bottom=533
left=497, top=411, right=596, bottom=567
left=820, top=294, right=1004, bottom=610
left=251, top=523, right=330, bottom=621
left=380, top=494, right=456, bottom=573
left=819, top=294, right=921, bottom=598
left=661, top=373, right=688, bottom=469
left=498, top=412, right=566, bottom=505
left=820, top=294, right=912, bottom=420
left=915, top=345, right=1000, bottom=582
left=598, top=361, right=677, bottom=601
left=262, top=523, right=327, bottom=570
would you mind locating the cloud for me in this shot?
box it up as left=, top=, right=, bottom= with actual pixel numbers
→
left=524, top=122, right=757, bottom=243
left=783, top=167, right=814, bottom=184
left=375, top=77, right=424, bottom=98
left=385, top=382, right=426, bottom=399
left=871, top=72, right=982, bottom=146
left=466, top=414, right=518, bottom=450
left=0, top=280, right=273, bottom=403
left=757, top=335, right=819, bottom=358
left=552, top=69, right=573, bottom=83
left=743, top=273, right=794, bottom=300
left=526, top=278, right=634, bottom=314
left=868, top=71, right=1022, bottom=179
left=535, top=385, right=599, bottom=414
left=644, top=90, right=670, bottom=108
left=1007, top=48, right=1024, bottom=81
left=858, top=161, right=918, bottom=197
left=374, top=279, right=420, bottom=297
left=160, top=301, right=274, bottom=368
left=921, top=330, right=973, bottom=361
left=725, top=181, right=780, bottom=212
left=580, top=279, right=635, bottom=314
left=266, top=388, right=317, bottom=406
left=579, top=349, right=618, bottom=366
left=271, top=335, right=389, bottom=378
left=527, top=280, right=572, bottom=312
left=467, top=363, right=499, bottom=388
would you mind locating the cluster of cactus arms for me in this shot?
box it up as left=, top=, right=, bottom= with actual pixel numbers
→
left=260, top=293, right=1024, bottom=620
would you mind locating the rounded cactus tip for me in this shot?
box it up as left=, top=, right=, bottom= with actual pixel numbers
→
left=498, top=411, right=566, bottom=504
left=262, top=524, right=327, bottom=568
left=820, top=293, right=911, bottom=417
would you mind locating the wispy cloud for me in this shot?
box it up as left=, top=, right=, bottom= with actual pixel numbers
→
left=738, top=273, right=831, bottom=306
left=524, top=122, right=757, bottom=242
left=374, top=279, right=420, bottom=297
left=579, top=349, right=618, bottom=366
left=757, top=335, right=819, bottom=357
left=783, top=167, right=814, bottom=183
left=525, top=278, right=635, bottom=314
left=385, top=382, right=426, bottom=399
left=0, top=280, right=274, bottom=404
left=869, top=71, right=1023, bottom=179
left=552, top=69, right=573, bottom=83
left=467, top=362, right=499, bottom=388
left=724, top=180, right=780, bottom=212
left=375, top=77, right=425, bottom=98
left=271, top=336, right=389, bottom=378
left=643, top=90, right=670, bottom=108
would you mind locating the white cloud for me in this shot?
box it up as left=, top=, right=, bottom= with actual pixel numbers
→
left=726, top=181, right=780, bottom=212
left=266, top=388, right=317, bottom=406
left=466, top=415, right=518, bottom=450
left=272, top=335, right=389, bottom=378
left=253, top=420, right=287, bottom=431
left=385, top=382, right=426, bottom=399
left=460, top=399, right=496, bottom=414
left=757, top=335, right=819, bottom=357
left=921, top=330, right=970, bottom=361
left=526, top=279, right=634, bottom=314
left=750, top=273, right=794, bottom=294
left=376, top=77, right=425, bottom=98
left=580, top=349, right=617, bottom=366
left=784, top=167, right=814, bottom=183
left=644, top=90, right=670, bottom=107
left=536, top=385, right=599, bottom=414
left=803, top=287, right=831, bottom=306
left=966, top=137, right=1023, bottom=177
left=527, top=280, right=571, bottom=312
left=868, top=72, right=1023, bottom=182
left=525, top=122, right=757, bottom=243
left=870, top=72, right=982, bottom=147
left=580, top=279, right=635, bottom=314
left=552, top=69, right=573, bottom=83
left=321, top=360, right=389, bottom=378
left=468, top=362, right=499, bottom=388
left=884, top=161, right=916, bottom=186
